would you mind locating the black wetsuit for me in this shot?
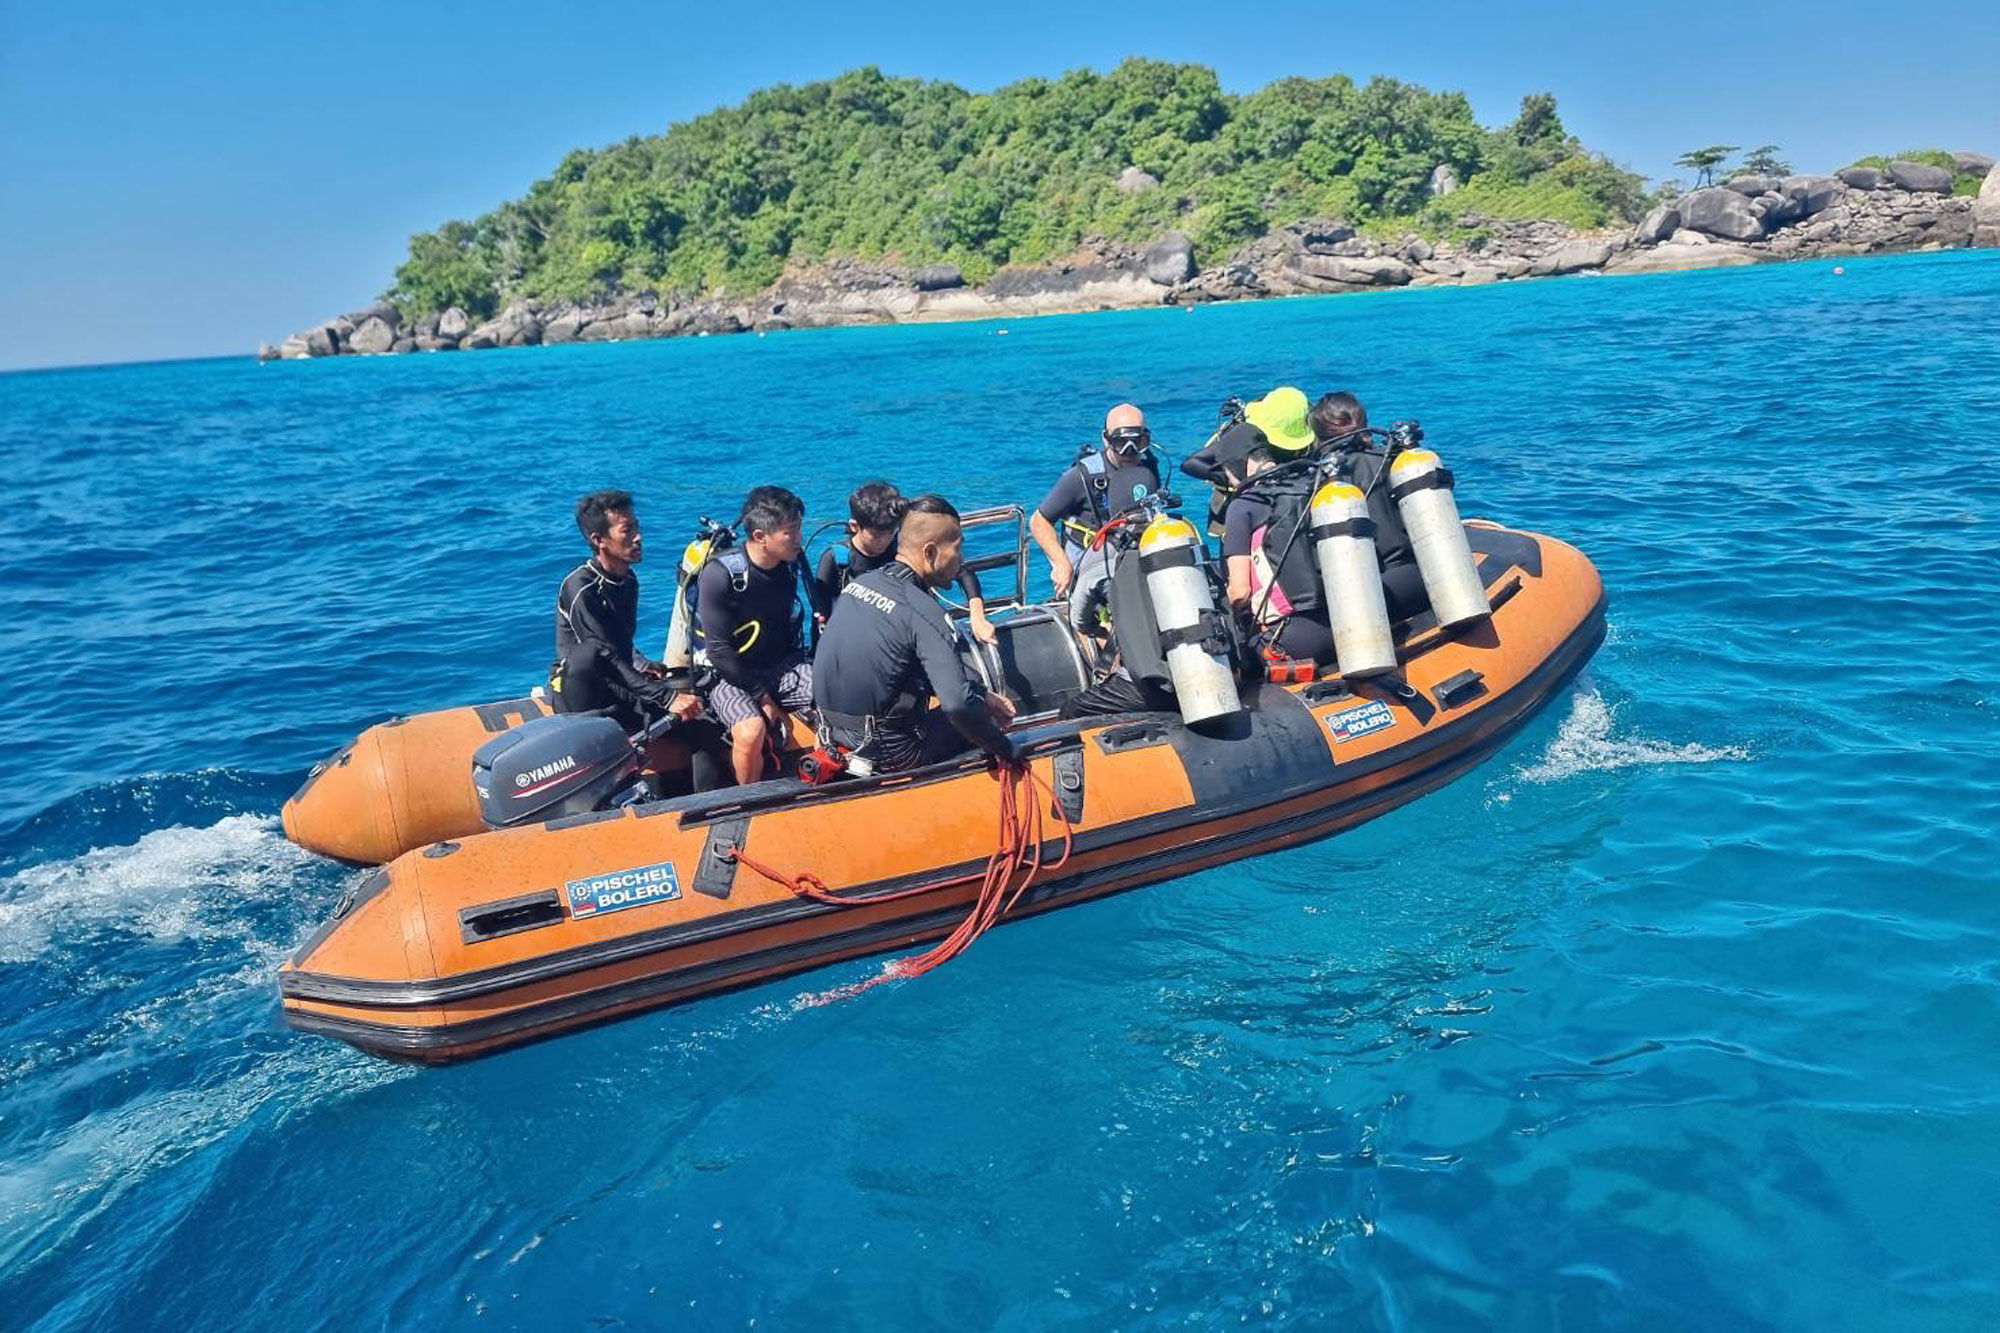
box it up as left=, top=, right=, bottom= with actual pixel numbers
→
left=550, top=559, right=669, bottom=729
left=811, top=561, right=1014, bottom=771
left=695, top=553, right=809, bottom=690
left=551, top=558, right=729, bottom=789
left=814, top=542, right=987, bottom=626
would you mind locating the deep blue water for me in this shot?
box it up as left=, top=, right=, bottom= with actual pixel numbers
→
left=3, top=251, right=1998, bottom=1330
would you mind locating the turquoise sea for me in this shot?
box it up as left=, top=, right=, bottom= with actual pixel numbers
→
left=2, top=250, right=1997, bottom=1330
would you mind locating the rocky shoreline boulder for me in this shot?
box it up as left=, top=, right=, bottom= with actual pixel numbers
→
left=1887, top=159, right=1953, bottom=194
left=1975, top=164, right=2000, bottom=247
left=1143, top=232, right=1196, bottom=286
left=1678, top=188, right=1765, bottom=241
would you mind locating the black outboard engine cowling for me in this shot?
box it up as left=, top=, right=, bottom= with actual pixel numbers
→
left=472, top=714, right=640, bottom=830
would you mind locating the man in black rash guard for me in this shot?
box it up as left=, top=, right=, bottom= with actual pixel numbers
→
left=813, top=495, right=1019, bottom=774
left=551, top=490, right=723, bottom=791
left=696, top=485, right=813, bottom=785
left=814, top=480, right=996, bottom=642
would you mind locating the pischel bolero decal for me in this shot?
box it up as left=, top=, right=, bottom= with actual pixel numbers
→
left=1327, top=699, right=1397, bottom=743
left=566, top=861, right=682, bottom=919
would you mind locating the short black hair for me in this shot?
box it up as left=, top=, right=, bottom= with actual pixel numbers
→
left=848, top=480, right=906, bottom=530
left=739, top=484, right=805, bottom=538
left=1310, top=392, right=1368, bottom=443
left=903, top=493, right=960, bottom=523
left=575, top=489, right=634, bottom=542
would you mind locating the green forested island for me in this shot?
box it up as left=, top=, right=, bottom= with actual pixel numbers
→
left=388, top=61, right=1646, bottom=320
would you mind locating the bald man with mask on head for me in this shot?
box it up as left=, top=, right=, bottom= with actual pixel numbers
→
left=1028, top=403, right=1163, bottom=641
left=813, top=495, right=1019, bottom=774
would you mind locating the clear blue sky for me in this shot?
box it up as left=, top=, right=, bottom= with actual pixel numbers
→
left=3, top=0, right=1995, bottom=370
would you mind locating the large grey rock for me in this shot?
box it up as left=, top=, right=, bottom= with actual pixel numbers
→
left=340, top=301, right=400, bottom=330
left=278, top=332, right=312, bottom=359
left=1116, top=166, right=1160, bottom=194
left=1492, top=256, right=1532, bottom=279
left=1530, top=239, right=1614, bottom=276
left=1678, top=187, right=1766, bottom=241
left=1430, top=164, right=1459, bottom=197
left=1606, top=240, right=1762, bottom=274
left=1143, top=232, right=1196, bottom=286
left=492, top=302, right=542, bottom=347
left=1950, top=152, right=1994, bottom=177
left=1725, top=176, right=1777, bottom=196
left=1887, top=159, right=1953, bottom=193
left=1837, top=167, right=1883, bottom=190
left=1780, top=175, right=1845, bottom=218
left=348, top=316, right=396, bottom=354
left=390, top=337, right=415, bottom=355
left=911, top=263, right=964, bottom=291
left=1400, top=238, right=1434, bottom=264
left=1287, top=253, right=1412, bottom=287
left=542, top=309, right=587, bottom=344
left=256, top=341, right=279, bottom=362
left=412, top=334, right=458, bottom=352
left=1295, top=222, right=1357, bottom=252
left=1975, top=165, right=2000, bottom=247
left=437, top=306, right=469, bottom=339
left=304, top=323, right=340, bottom=357
left=1636, top=204, right=1681, bottom=243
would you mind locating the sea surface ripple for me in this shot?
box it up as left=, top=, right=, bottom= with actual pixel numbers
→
left=2, top=251, right=1997, bottom=1330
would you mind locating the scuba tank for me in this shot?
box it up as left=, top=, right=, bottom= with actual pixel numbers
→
left=1136, top=514, right=1243, bottom=726
left=662, top=518, right=736, bottom=669
left=1309, top=481, right=1397, bottom=678
left=1386, top=443, right=1489, bottom=630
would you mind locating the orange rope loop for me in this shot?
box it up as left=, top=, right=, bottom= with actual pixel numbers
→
left=725, top=755, right=1075, bottom=994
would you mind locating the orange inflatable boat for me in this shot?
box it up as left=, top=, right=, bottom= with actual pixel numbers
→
left=280, top=523, right=1605, bottom=1063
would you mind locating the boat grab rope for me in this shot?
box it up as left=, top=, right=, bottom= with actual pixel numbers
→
left=724, top=758, right=1074, bottom=994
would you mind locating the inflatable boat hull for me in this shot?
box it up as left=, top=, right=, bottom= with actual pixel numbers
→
left=280, top=525, right=1605, bottom=1063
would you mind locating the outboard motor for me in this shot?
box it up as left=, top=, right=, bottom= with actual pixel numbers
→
left=1385, top=426, right=1490, bottom=630
left=472, top=714, right=641, bottom=830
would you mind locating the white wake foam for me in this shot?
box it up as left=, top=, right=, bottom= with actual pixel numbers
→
left=0, top=1040, right=409, bottom=1279
left=1513, top=690, right=1749, bottom=786
left=0, top=814, right=315, bottom=964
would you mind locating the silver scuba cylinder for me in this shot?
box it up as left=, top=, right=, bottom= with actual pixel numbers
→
left=1387, top=449, right=1489, bottom=629
left=1138, top=516, right=1243, bottom=726
left=661, top=536, right=713, bottom=670
left=1309, top=481, right=1398, bottom=678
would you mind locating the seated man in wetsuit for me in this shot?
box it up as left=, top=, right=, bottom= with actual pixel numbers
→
left=1309, top=392, right=1429, bottom=621
left=813, top=495, right=1018, bottom=773
left=551, top=489, right=724, bottom=792
left=1027, top=404, right=1162, bottom=639
left=813, top=480, right=997, bottom=643
left=696, top=485, right=814, bottom=785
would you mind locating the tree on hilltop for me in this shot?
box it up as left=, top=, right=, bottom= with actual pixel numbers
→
left=1675, top=145, right=1737, bottom=187
left=1740, top=145, right=1792, bottom=177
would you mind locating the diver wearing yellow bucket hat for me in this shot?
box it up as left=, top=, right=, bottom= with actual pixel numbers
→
left=1180, top=385, right=1315, bottom=536
left=1241, top=386, right=1316, bottom=455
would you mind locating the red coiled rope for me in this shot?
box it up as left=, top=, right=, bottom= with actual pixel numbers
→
left=726, top=757, right=1074, bottom=995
